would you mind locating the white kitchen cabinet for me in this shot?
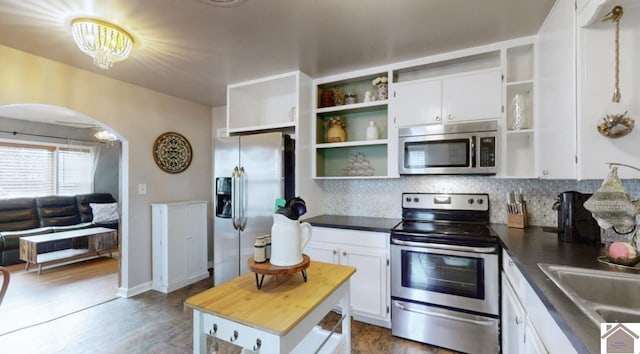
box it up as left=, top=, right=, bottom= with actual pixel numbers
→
left=391, top=78, right=442, bottom=126
left=304, top=227, right=390, bottom=328
left=501, top=250, right=575, bottom=354
left=442, top=68, right=503, bottom=123
left=391, top=68, right=502, bottom=127
left=524, top=318, right=550, bottom=354
left=151, top=201, right=209, bottom=293
left=227, top=71, right=307, bottom=134
left=535, top=0, right=577, bottom=179
left=501, top=274, right=526, bottom=354
left=224, top=70, right=325, bottom=217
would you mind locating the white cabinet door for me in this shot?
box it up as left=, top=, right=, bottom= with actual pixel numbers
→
left=304, top=241, right=339, bottom=264
left=340, top=245, right=388, bottom=321
left=167, top=204, right=189, bottom=286
left=152, top=201, right=209, bottom=293
left=303, top=227, right=390, bottom=327
left=524, top=318, right=549, bottom=354
left=536, top=0, right=577, bottom=179
left=442, top=69, right=503, bottom=123
left=392, top=79, right=442, bottom=127
left=186, top=202, right=207, bottom=280
left=501, top=274, right=526, bottom=354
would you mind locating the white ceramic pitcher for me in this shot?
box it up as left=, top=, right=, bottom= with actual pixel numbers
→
left=269, top=213, right=312, bottom=266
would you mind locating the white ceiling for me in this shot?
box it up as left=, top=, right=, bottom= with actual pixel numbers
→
left=0, top=0, right=556, bottom=109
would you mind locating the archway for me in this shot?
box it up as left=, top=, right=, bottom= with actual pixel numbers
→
left=0, top=103, right=129, bottom=295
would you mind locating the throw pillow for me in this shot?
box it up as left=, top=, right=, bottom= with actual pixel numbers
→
left=90, top=202, right=119, bottom=223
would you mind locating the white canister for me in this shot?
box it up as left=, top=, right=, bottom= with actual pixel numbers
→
left=264, top=235, right=272, bottom=260
left=366, top=121, right=379, bottom=140
left=254, top=236, right=267, bottom=263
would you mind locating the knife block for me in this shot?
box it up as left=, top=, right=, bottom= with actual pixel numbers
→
left=507, top=202, right=528, bottom=229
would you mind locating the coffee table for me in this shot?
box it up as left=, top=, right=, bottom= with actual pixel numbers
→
left=19, top=227, right=117, bottom=274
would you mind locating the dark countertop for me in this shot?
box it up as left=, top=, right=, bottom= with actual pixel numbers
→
left=303, top=214, right=400, bottom=233
left=492, top=224, right=606, bottom=354
left=303, top=215, right=635, bottom=353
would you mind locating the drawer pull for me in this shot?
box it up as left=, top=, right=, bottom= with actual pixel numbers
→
left=515, top=316, right=523, bottom=325
left=254, top=338, right=262, bottom=351
left=230, top=330, right=238, bottom=342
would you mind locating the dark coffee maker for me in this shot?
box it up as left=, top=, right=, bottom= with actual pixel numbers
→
left=546, top=191, right=601, bottom=244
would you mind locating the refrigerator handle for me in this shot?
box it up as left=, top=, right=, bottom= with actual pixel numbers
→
left=231, top=166, right=240, bottom=230
left=238, top=166, right=246, bottom=231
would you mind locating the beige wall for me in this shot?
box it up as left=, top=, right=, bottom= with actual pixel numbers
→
left=0, top=44, right=213, bottom=293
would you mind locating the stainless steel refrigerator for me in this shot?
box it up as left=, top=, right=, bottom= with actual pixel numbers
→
left=213, top=132, right=294, bottom=285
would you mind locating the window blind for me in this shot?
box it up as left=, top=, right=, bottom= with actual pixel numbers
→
left=0, top=141, right=94, bottom=198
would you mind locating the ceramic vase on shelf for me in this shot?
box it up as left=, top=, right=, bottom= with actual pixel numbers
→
left=377, top=83, right=388, bottom=100
left=366, top=121, right=379, bottom=140
left=326, top=117, right=347, bottom=143
left=327, top=125, right=346, bottom=143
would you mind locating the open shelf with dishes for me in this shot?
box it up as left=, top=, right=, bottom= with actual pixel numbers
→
left=313, top=71, right=396, bottom=179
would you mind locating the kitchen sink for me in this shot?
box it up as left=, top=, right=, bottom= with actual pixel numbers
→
left=538, top=263, right=640, bottom=326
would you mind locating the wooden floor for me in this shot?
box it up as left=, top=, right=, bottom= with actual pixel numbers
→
left=0, top=258, right=459, bottom=354
left=0, top=254, right=119, bottom=336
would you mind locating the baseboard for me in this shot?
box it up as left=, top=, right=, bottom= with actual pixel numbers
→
left=117, top=281, right=152, bottom=298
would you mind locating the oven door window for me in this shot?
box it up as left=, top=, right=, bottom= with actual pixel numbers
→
left=401, top=250, right=484, bottom=299
left=404, top=139, right=469, bottom=168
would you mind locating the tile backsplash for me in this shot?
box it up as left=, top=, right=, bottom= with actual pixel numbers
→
left=322, top=176, right=640, bottom=227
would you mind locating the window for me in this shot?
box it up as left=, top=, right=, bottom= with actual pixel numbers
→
left=0, top=140, right=95, bottom=198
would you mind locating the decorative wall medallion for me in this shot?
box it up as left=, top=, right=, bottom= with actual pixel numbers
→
left=153, top=132, right=193, bottom=173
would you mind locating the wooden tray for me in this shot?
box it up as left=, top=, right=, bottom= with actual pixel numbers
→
left=248, top=254, right=310, bottom=289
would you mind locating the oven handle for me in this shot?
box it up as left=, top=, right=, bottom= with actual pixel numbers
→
left=391, top=238, right=496, bottom=253
left=393, top=301, right=495, bottom=326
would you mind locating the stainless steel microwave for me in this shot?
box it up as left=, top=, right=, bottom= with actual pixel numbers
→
left=398, top=121, right=498, bottom=175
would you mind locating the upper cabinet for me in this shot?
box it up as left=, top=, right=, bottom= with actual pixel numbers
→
left=391, top=52, right=503, bottom=128
left=225, top=70, right=325, bottom=217
left=392, top=78, right=442, bottom=126
left=442, top=69, right=503, bottom=123
left=227, top=71, right=304, bottom=133
left=536, top=0, right=577, bottom=179
left=312, top=70, right=397, bottom=179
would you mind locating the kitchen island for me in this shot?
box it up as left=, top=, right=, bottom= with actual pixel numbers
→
left=185, top=260, right=356, bottom=353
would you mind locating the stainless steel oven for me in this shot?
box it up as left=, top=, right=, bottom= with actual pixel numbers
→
left=391, top=240, right=499, bottom=315
left=390, top=193, right=499, bottom=354
left=398, top=121, right=498, bottom=175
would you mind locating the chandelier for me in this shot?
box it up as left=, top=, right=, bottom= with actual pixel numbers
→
left=71, top=18, right=133, bottom=70
left=94, top=130, right=118, bottom=141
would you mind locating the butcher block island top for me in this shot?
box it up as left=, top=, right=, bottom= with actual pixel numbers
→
left=185, top=260, right=356, bottom=336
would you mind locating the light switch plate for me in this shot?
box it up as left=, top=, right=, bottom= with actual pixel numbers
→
left=138, top=184, right=147, bottom=195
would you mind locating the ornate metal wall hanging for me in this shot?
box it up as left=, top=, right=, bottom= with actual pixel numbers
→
left=153, top=132, right=193, bottom=173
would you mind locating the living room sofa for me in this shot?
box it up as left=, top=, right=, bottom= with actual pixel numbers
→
left=0, top=193, right=118, bottom=266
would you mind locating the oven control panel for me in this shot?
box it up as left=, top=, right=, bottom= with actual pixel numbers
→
left=402, top=193, right=489, bottom=211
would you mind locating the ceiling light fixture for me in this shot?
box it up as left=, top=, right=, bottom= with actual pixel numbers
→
left=197, top=0, right=244, bottom=7
left=71, top=18, right=134, bottom=70
left=94, top=130, right=118, bottom=141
